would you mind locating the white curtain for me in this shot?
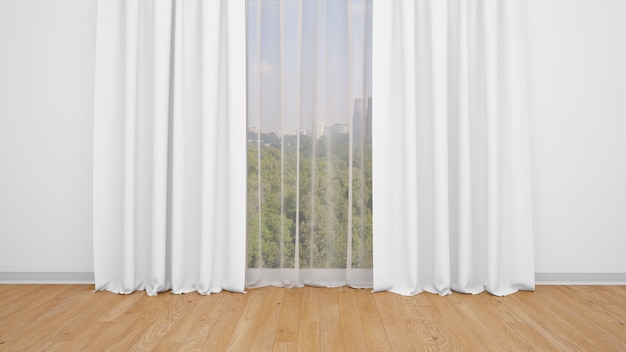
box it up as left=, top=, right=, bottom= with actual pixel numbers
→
left=93, top=0, right=247, bottom=295
left=245, top=0, right=373, bottom=288
left=372, top=0, right=535, bottom=296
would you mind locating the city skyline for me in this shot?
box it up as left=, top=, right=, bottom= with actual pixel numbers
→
left=248, top=96, right=372, bottom=139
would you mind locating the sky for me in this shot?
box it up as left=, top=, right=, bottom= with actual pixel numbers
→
left=247, top=0, right=372, bottom=132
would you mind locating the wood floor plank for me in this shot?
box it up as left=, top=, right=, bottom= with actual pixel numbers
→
left=564, top=286, right=626, bottom=324
left=397, top=295, right=439, bottom=351
left=1, top=284, right=625, bottom=351
left=250, top=286, right=285, bottom=351
left=79, top=291, right=155, bottom=351
left=507, top=288, right=590, bottom=350
left=274, top=287, right=303, bottom=345
left=425, top=293, right=494, bottom=351
left=602, top=285, right=626, bottom=315
left=0, top=285, right=74, bottom=336
left=337, top=287, right=368, bottom=351
left=444, top=293, right=532, bottom=351
left=0, top=285, right=90, bottom=349
left=319, top=287, right=344, bottom=351
left=32, top=340, right=68, bottom=352
left=182, top=291, right=247, bottom=351
left=543, top=286, right=626, bottom=350
left=273, top=341, right=297, bottom=351
left=296, top=286, right=320, bottom=351
left=373, top=291, right=416, bottom=351
left=407, top=294, right=464, bottom=351
left=148, top=292, right=203, bottom=350
left=9, top=286, right=121, bottom=351
left=506, top=322, right=555, bottom=351
left=128, top=292, right=199, bottom=351
left=225, top=287, right=268, bottom=351
left=103, top=291, right=178, bottom=351
left=97, top=290, right=146, bottom=322
left=352, top=289, right=392, bottom=352
left=0, top=284, right=42, bottom=312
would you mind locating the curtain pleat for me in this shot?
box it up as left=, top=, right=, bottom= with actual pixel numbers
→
left=373, top=0, right=535, bottom=296
left=93, top=0, right=247, bottom=295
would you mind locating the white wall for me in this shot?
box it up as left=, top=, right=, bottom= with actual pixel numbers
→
left=0, top=0, right=624, bottom=276
left=0, top=0, right=97, bottom=272
left=527, top=0, right=626, bottom=273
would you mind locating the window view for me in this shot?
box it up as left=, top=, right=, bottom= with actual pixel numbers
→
left=247, top=0, right=372, bottom=274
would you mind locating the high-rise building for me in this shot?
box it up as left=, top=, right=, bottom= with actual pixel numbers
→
left=365, top=96, right=372, bottom=139
left=353, top=98, right=363, bottom=137
left=353, top=97, right=371, bottom=138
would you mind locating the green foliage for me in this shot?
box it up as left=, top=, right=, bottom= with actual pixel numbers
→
left=247, top=132, right=373, bottom=269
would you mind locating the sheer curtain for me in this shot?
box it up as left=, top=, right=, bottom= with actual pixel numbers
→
left=372, top=0, right=535, bottom=296
left=93, top=0, right=247, bottom=295
left=246, top=0, right=373, bottom=288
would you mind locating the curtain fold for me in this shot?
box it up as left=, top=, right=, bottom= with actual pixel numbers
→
left=93, top=0, right=247, bottom=295
left=372, top=0, right=535, bottom=296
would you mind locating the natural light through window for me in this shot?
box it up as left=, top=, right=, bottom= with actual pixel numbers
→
left=247, top=0, right=372, bottom=287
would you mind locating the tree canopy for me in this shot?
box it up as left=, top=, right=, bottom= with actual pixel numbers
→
left=247, top=131, right=372, bottom=269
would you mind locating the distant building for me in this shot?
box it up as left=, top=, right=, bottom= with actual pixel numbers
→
left=312, top=120, right=325, bottom=139
left=248, top=126, right=272, bottom=135
left=331, top=123, right=349, bottom=135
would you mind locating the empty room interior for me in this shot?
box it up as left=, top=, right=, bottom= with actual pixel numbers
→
left=1, top=0, right=625, bottom=350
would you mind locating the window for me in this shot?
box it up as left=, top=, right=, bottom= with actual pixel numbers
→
left=247, top=0, right=372, bottom=284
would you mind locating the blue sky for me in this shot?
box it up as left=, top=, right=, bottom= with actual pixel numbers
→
left=247, top=0, right=372, bottom=132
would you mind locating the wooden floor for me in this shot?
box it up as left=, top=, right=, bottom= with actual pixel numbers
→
left=0, top=285, right=625, bottom=351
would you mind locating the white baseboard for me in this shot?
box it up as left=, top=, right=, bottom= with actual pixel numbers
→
left=0, top=272, right=95, bottom=284
left=1, top=272, right=624, bottom=285
left=535, top=273, right=626, bottom=285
